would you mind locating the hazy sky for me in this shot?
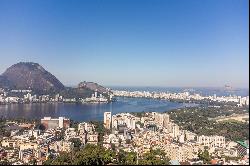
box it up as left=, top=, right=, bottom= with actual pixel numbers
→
left=0, top=0, right=249, bottom=88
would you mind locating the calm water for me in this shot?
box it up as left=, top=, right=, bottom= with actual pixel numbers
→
left=0, top=97, right=197, bottom=122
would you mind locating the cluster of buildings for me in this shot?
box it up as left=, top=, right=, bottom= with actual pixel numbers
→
left=0, top=89, right=76, bottom=104
left=0, top=111, right=249, bottom=165
left=0, top=117, right=99, bottom=165
left=112, top=90, right=249, bottom=107
left=103, top=111, right=249, bottom=165
left=82, top=91, right=111, bottom=103
left=0, top=88, right=113, bottom=104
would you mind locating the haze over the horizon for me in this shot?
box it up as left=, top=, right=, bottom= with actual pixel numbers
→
left=0, top=0, right=249, bottom=88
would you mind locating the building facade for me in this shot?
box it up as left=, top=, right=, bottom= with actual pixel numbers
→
left=104, top=112, right=112, bottom=129
left=41, top=117, right=70, bottom=129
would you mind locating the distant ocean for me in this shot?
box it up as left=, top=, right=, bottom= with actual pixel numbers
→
left=108, top=86, right=249, bottom=97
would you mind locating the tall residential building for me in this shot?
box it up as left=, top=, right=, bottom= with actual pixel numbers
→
left=41, top=117, right=70, bottom=130
left=172, top=124, right=180, bottom=138
left=152, top=112, right=163, bottom=126
left=152, top=112, right=169, bottom=128
left=104, top=112, right=112, bottom=129
left=127, top=117, right=136, bottom=130
left=163, top=113, right=170, bottom=127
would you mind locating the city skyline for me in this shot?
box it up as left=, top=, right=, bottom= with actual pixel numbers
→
left=0, top=0, right=249, bottom=88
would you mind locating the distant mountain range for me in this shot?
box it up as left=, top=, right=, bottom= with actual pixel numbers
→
left=0, top=62, right=110, bottom=97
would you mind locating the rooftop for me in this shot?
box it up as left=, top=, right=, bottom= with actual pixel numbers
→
left=237, top=141, right=249, bottom=148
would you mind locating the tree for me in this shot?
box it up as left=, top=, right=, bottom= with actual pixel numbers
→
left=198, top=149, right=211, bottom=164
left=30, top=135, right=36, bottom=140
left=69, top=138, right=82, bottom=150
left=111, top=143, right=116, bottom=151
left=72, top=144, right=114, bottom=165
left=45, top=143, right=173, bottom=165
left=135, top=121, right=144, bottom=128
left=118, top=138, right=122, bottom=145
left=50, top=152, right=72, bottom=165
left=184, top=134, right=187, bottom=141
left=100, top=148, right=115, bottom=165
left=126, top=139, right=131, bottom=144
left=56, top=129, right=65, bottom=140
left=43, top=155, right=54, bottom=165
left=3, top=131, right=11, bottom=137
left=70, top=120, right=79, bottom=131
left=139, top=149, right=170, bottom=165
left=116, top=149, right=126, bottom=164
left=125, top=152, right=137, bottom=165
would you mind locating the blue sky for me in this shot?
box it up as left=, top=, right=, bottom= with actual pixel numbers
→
left=0, top=0, right=248, bottom=88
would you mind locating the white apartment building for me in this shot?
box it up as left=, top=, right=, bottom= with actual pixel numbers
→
left=112, top=113, right=139, bottom=130
left=151, top=112, right=169, bottom=128
left=197, top=135, right=225, bottom=148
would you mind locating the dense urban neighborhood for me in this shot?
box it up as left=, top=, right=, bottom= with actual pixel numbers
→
left=113, top=90, right=249, bottom=107
left=0, top=107, right=248, bottom=165
left=0, top=0, right=248, bottom=164
left=0, top=88, right=113, bottom=104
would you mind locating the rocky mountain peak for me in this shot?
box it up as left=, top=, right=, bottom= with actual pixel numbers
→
left=1, top=62, right=65, bottom=93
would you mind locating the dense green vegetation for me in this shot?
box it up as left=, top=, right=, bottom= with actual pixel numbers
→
left=169, top=98, right=243, bottom=107
left=44, top=144, right=170, bottom=165
left=0, top=117, right=39, bottom=124
left=59, top=87, right=93, bottom=99
left=167, top=106, right=249, bottom=141
left=138, top=148, right=170, bottom=165
left=198, top=149, right=211, bottom=164
left=69, top=138, right=82, bottom=151
left=130, top=112, right=147, bottom=118
left=122, top=96, right=245, bottom=107
left=0, top=119, right=10, bottom=138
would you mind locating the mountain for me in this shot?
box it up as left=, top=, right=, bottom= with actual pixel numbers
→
left=0, top=62, right=112, bottom=98
left=1, top=62, right=65, bottom=93
left=0, top=75, right=13, bottom=89
left=78, top=81, right=110, bottom=94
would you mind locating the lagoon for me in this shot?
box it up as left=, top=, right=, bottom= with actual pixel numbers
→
left=0, top=97, right=197, bottom=122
